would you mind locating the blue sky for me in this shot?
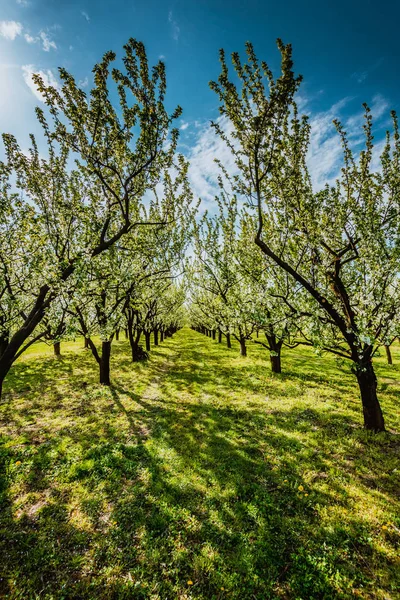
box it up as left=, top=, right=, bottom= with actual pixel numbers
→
left=1, top=0, right=398, bottom=201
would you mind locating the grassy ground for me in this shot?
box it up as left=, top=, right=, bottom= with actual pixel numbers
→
left=0, top=329, right=399, bottom=600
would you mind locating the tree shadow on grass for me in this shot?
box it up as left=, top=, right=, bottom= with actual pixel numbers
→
left=0, top=330, right=399, bottom=598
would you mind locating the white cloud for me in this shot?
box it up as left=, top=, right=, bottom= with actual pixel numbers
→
left=81, top=10, right=90, bottom=22
left=22, top=64, right=60, bottom=102
left=168, top=11, right=180, bottom=41
left=24, top=33, right=36, bottom=43
left=159, top=54, right=166, bottom=60
left=16, top=0, right=30, bottom=6
left=0, top=20, right=23, bottom=40
left=186, top=94, right=391, bottom=205
left=78, top=76, right=89, bottom=88
left=180, top=121, right=189, bottom=131
left=40, top=30, right=57, bottom=51
left=306, top=97, right=353, bottom=189
left=186, top=116, right=238, bottom=207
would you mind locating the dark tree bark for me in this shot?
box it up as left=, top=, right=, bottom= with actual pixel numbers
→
left=266, top=335, right=283, bottom=374
left=160, top=329, right=164, bottom=342
left=355, top=362, right=385, bottom=432
left=53, top=341, right=61, bottom=357
left=0, top=331, right=9, bottom=359
left=145, top=332, right=151, bottom=352
left=226, top=332, right=231, bottom=348
left=100, top=341, right=111, bottom=385
left=270, top=354, right=281, bottom=373
left=84, top=337, right=89, bottom=349
left=218, top=329, right=222, bottom=343
left=154, top=329, right=159, bottom=346
left=125, top=328, right=128, bottom=339
left=239, top=337, right=247, bottom=357
left=385, top=345, right=393, bottom=365
left=212, top=330, right=216, bottom=340
left=115, top=329, right=120, bottom=341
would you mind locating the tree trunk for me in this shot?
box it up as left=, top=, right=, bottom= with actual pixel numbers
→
left=239, top=338, right=247, bottom=357
left=125, top=328, right=128, bottom=339
left=53, top=341, right=61, bottom=357
left=154, top=329, right=159, bottom=346
left=385, top=345, right=393, bottom=365
left=270, top=353, right=281, bottom=373
left=218, top=329, right=222, bottom=343
left=145, top=332, right=151, bottom=352
left=160, top=330, right=164, bottom=342
left=100, top=341, right=111, bottom=386
left=266, top=335, right=283, bottom=374
left=84, top=337, right=89, bottom=349
left=226, top=332, right=231, bottom=348
left=0, top=332, right=10, bottom=359
left=115, top=329, right=119, bottom=341
left=212, top=330, right=216, bottom=340
left=355, top=363, right=385, bottom=432
left=130, top=330, right=144, bottom=362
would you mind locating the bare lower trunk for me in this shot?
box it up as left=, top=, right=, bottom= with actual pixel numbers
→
left=355, top=363, right=385, bottom=432
left=212, top=330, right=216, bottom=340
left=226, top=332, right=231, bottom=349
left=84, top=337, right=89, bottom=349
left=145, top=332, right=151, bottom=352
left=100, top=341, right=111, bottom=386
left=115, top=329, right=119, bottom=341
left=154, top=329, right=159, bottom=346
left=385, top=345, right=393, bottom=365
left=160, top=330, right=164, bottom=342
left=218, top=329, right=222, bottom=343
left=270, top=354, right=281, bottom=373
left=53, top=341, right=61, bottom=357
left=266, top=335, right=283, bottom=374
left=239, top=338, right=247, bottom=357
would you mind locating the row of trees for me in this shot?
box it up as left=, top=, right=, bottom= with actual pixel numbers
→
left=0, top=37, right=399, bottom=433
left=188, top=41, right=400, bottom=433
left=0, top=39, right=194, bottom=393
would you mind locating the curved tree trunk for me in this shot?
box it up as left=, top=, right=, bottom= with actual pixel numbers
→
left=84, top=337, right=89, bottom=349
left=239, top=338, right=247, bottom=357
left=355, top=363, right=385, bottom=432
left=385, top=345, right=393, bottom=365
left=53, top=341, right=61, bottom=357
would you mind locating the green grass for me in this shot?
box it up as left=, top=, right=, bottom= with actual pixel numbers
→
left=0, top=329, right=399, bottom=599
